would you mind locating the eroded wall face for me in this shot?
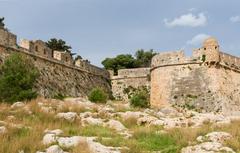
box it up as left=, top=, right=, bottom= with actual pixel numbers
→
left=151, top=63, right=240, bottom=114
left=111, top=68, right=150, bottom=101
left=0, top=46, right=111, bottom=98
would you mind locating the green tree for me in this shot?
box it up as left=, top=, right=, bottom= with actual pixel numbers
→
left=135, top=49, right=157, bottom=67
left=0, top=53, right=39, bottom=103
left=46, top=38, right=72, bottom=52
left=102, top=50, right=157, bottom=74
left=0, top=17, right=5, bottom=29
left=102, top=54, right=138, bottom=74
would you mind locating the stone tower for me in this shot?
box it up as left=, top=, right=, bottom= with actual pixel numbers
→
left=203, top=37, right=220, bottom=64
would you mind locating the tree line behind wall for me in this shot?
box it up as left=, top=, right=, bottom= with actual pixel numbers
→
left=102, top=49, right=157, bottom=75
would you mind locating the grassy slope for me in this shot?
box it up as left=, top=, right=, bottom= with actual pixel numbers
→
left=0, top=99, right=239, bottom=153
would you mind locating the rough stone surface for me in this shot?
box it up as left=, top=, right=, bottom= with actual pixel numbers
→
left=105, top=119, right=126, bottom=131
left=110, top=68, right=150, bottom=101
left=151, top=42, right=240, bottom=114
left=11, top=102, right=25, bottom=109
left=57, top=136, right=83, bottom=148
left=55, top=112, right=78, bottom=122
left=0, top=29, right=111, bottom=98
left=0, top=126, right=7, bottom=134
left=45, top=145, right=65, bottom=153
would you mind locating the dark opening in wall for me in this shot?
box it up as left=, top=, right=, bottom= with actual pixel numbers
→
left=35, top=46, right=38, bottom=52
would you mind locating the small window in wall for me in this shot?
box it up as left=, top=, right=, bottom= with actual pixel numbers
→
left=204, top=48, right=206, bottom=50
left=35, top=46, right=38, bottom=52
left=215, top=46, right=218, bottom=49
left=66, top=57, right=68, bottom=62
left=44, top=49, right=46, bottom=55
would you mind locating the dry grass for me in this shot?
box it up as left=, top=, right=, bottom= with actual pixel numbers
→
left=1, top=98, right=240, bottom=153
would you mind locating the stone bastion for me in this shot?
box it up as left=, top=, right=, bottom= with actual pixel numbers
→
left=150, top=37, right=240, bottom=115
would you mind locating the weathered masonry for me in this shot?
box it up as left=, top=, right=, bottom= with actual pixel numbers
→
left=150, top=38, right=240, bottom=115
left=110, top=68, right=150, bottom=101
left=0, top=28, right=111, bottom=98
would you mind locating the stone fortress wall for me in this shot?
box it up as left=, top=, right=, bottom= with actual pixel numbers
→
left=0, top=28, right=111, bottom=98
left=110, top=68, right=150, bottom=101
left=150, top=38, right=240, bottom=115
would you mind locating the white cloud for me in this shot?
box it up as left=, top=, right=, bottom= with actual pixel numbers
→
left=230, top=16, right=240, bottom=23
left=188, top=8, right=197, bottom=12
left=187, top=34, right=210, bottom=46
left=164, top=13, right=207, bottom=27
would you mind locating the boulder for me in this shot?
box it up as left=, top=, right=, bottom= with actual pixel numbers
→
left=82, top=117, right=104, bottom=126
left=57, top=136, right=83, bottom=148
left=105, top=119, right=126, bottom=132
left=0, top=126, right=7, bottom=134
left=56, top=112, right=78, bottom=122
left=44, top=129, right=63, bottom=136
left=181, top=142, right=235, bottom=153
left=11, top=102, right=25, bottom=109
left=43, top=134, right=58, bottom=145
left=45, top=145, right=66, bottom=153
left=119, top=111, right=148, bottom=121
left=137, top=115, right=158, bottom=126
left=197, top=132, right=232, bottom=143
left=86, top=137, right=121, bottom=153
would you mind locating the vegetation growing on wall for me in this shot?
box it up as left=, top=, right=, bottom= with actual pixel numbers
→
left=124, top=86, right=150, bottom=108
left=0, top=53, right=39, bottom=103
left=102, top=49, right=156, bottom=74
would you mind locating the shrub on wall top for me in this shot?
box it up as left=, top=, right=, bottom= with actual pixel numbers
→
left=88, top=88, right=108, bottom=103
left=0, top=53, right=39, bottom=103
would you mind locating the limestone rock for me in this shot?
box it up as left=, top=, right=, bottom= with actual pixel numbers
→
left=159, top=107, right=181, bottom=117
left=44, top=129, right=63, bottom=136
left=118, top=111, right=148, bottom=120
left=181, top=142, right=235, bottom=153
left=82, top=117, right=104, bottom=126
left=57, top=136, right=83, bottom=148
left=137, top=115, right=158, bottom=126
left=11, top=102, right=25, bottom=109
left=105, top=119, right=126, bottom=132
left=86, top=137, right=121, bottom=153
left=43, top=134, right=58, bottom=145
left=0, top=126, right=7, bottom=134
left=55, top=112, right=78, bottom=122
left=45, top=145, right=66, bottom=153
left=197, top=132, right=232, bottom=143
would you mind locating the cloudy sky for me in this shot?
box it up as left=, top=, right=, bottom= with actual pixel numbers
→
left=0, top=0, right=239, bottom=66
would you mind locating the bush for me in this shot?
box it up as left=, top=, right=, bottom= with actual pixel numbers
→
left=0, top=53, right=39, bottom=103
left=88, top=88, right=108, bottom=103
left=130, top=87, right=150, bottom=108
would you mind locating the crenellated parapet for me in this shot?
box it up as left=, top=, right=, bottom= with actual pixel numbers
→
left=0, top=28, right=109, bottom=79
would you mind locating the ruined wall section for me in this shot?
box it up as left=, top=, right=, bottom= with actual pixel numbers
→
left=219, top=52, right=240, bottom=69
left=111, top=68, right=150, bottom=100
left=0, top=45, right=111, bottom=98
left=0, top=29, right=16, bottom=47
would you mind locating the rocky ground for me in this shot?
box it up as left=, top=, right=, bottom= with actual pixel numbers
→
left=0, top=98, right=240, bottom=153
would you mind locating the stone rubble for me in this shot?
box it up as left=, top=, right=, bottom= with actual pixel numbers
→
left=181, top=132, right=235, bottom=153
